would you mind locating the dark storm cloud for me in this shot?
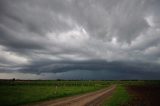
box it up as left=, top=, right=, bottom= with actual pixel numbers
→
left=21, top=60, right=143, bottom=74
left=18, top=60, right=160, bottom=80
left=0, top=0, right=160, bottom=79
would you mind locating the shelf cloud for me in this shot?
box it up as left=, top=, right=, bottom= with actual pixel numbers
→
left=0, top=0, right=160, bottom=79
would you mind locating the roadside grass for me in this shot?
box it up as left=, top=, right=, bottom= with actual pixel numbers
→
left=103, top=84, right=131, bottom=106
left=0, top=80, right=110, bottom=106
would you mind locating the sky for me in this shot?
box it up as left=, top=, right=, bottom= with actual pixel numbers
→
left=0, top=0, right=160, bottom=80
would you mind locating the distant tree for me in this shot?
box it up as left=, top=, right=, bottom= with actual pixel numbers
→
left=11, top=78, right=15, bottom=86
left=12, top=78, right=15, bottom=81
left=57, top=79, right=63, bottom=81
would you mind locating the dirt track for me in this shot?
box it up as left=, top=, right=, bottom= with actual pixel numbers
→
left=23, top=85, right=116, bottom=106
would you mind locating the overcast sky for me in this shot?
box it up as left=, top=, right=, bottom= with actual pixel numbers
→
left=0, top=0, right=160, bottom=80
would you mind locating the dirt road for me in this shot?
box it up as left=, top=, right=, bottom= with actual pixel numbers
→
left=24, top=85, right=116, bottom=106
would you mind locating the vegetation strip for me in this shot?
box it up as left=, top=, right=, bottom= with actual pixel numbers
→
left=103, top=85, right=131, bottom=106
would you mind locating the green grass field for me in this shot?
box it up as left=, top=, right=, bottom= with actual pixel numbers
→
left=0, top=80, right=112, bottom=106
left=1, top=80, right=159, bottom=106
left=103, top=85, right=131, bottom=106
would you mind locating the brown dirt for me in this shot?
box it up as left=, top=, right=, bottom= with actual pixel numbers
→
left=22, top=85, right=116, bottom=106
left=125, top=85, right=160, bottom=106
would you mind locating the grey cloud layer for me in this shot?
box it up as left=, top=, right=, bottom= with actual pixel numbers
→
left=0, top=0, right=160, bottom=79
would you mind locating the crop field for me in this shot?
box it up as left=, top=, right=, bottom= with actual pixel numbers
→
left=125, top=81, right=160, bottom=106
left=0, top=80, right=112, bottom=106
left=0, top=80, right=160, bottom=106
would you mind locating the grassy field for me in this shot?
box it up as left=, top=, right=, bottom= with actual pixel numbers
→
left=1, top=80, right=160, bottom=106
left=103, top=85, right=131, bottom=106
left=0, top=80, right=112, bottom=106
